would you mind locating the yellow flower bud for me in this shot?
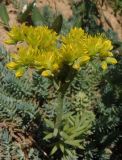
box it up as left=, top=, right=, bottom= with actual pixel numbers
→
left=41, top=70, right=53, bottom=77
left=73, top=55, right=90, bottom=70
left=107, top=52, right=113, bottom=57
left=72, top=63, right=80, bottom=70
left=106, top=57, right=117, bottom=64
left=6, top=62, right=18, bottom=69
left=15, top=69, right=24, bottom=78
left=79, top=55, right=90, bottom=64
left=101, top=61, right=108, bottom=70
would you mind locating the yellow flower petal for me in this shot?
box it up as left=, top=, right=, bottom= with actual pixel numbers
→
left=6, top=62, right=18, bottom=69
left=41, top=70, right=53, bottom=77
left=73, top=55, right=90, bottom=70
left=15, top=69, right=24, bottom=78
left=106, top=57, right=117, bottom=64
left=101, top=61, right=108, bottom=70
left=79, top=55, right=90, bottom=64
left=107, top=52, right=113, bottom=57
left=72, top=63, right=80, bottom=70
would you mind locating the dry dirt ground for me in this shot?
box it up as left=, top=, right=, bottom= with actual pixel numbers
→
left=96, top=0, right=122, bottom=40
left=0, top=0, right=122, bottom=53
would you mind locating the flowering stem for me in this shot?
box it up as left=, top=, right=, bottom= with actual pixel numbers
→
left=55, top=91, right=64, bottom=129
left=55, top=69, right=76, bottom=130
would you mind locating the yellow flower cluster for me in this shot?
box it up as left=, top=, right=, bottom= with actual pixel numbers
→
left=6, top=24, right=58, bottom=51
left=6, top=25, right=117, bottom=78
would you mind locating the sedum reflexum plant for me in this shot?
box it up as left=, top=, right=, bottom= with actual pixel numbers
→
left=6, top=24, right=117, bottom=158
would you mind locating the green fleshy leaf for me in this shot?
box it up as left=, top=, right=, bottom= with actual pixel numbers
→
left=50, top=15, right=63, bottom=33
left=0, top=3, right=9, bottom=28
left=45, top=118, right=54, bottom=129
left=43, top=133, right=53, bottom=140
left=53, top=128, right=58, bottom=137
left=50, top=145, right=58, bottom=155
left=31, top=6, right=45, bottom=26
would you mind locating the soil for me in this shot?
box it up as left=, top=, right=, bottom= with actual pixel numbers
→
left=96, top=0, right=122, bottom=40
